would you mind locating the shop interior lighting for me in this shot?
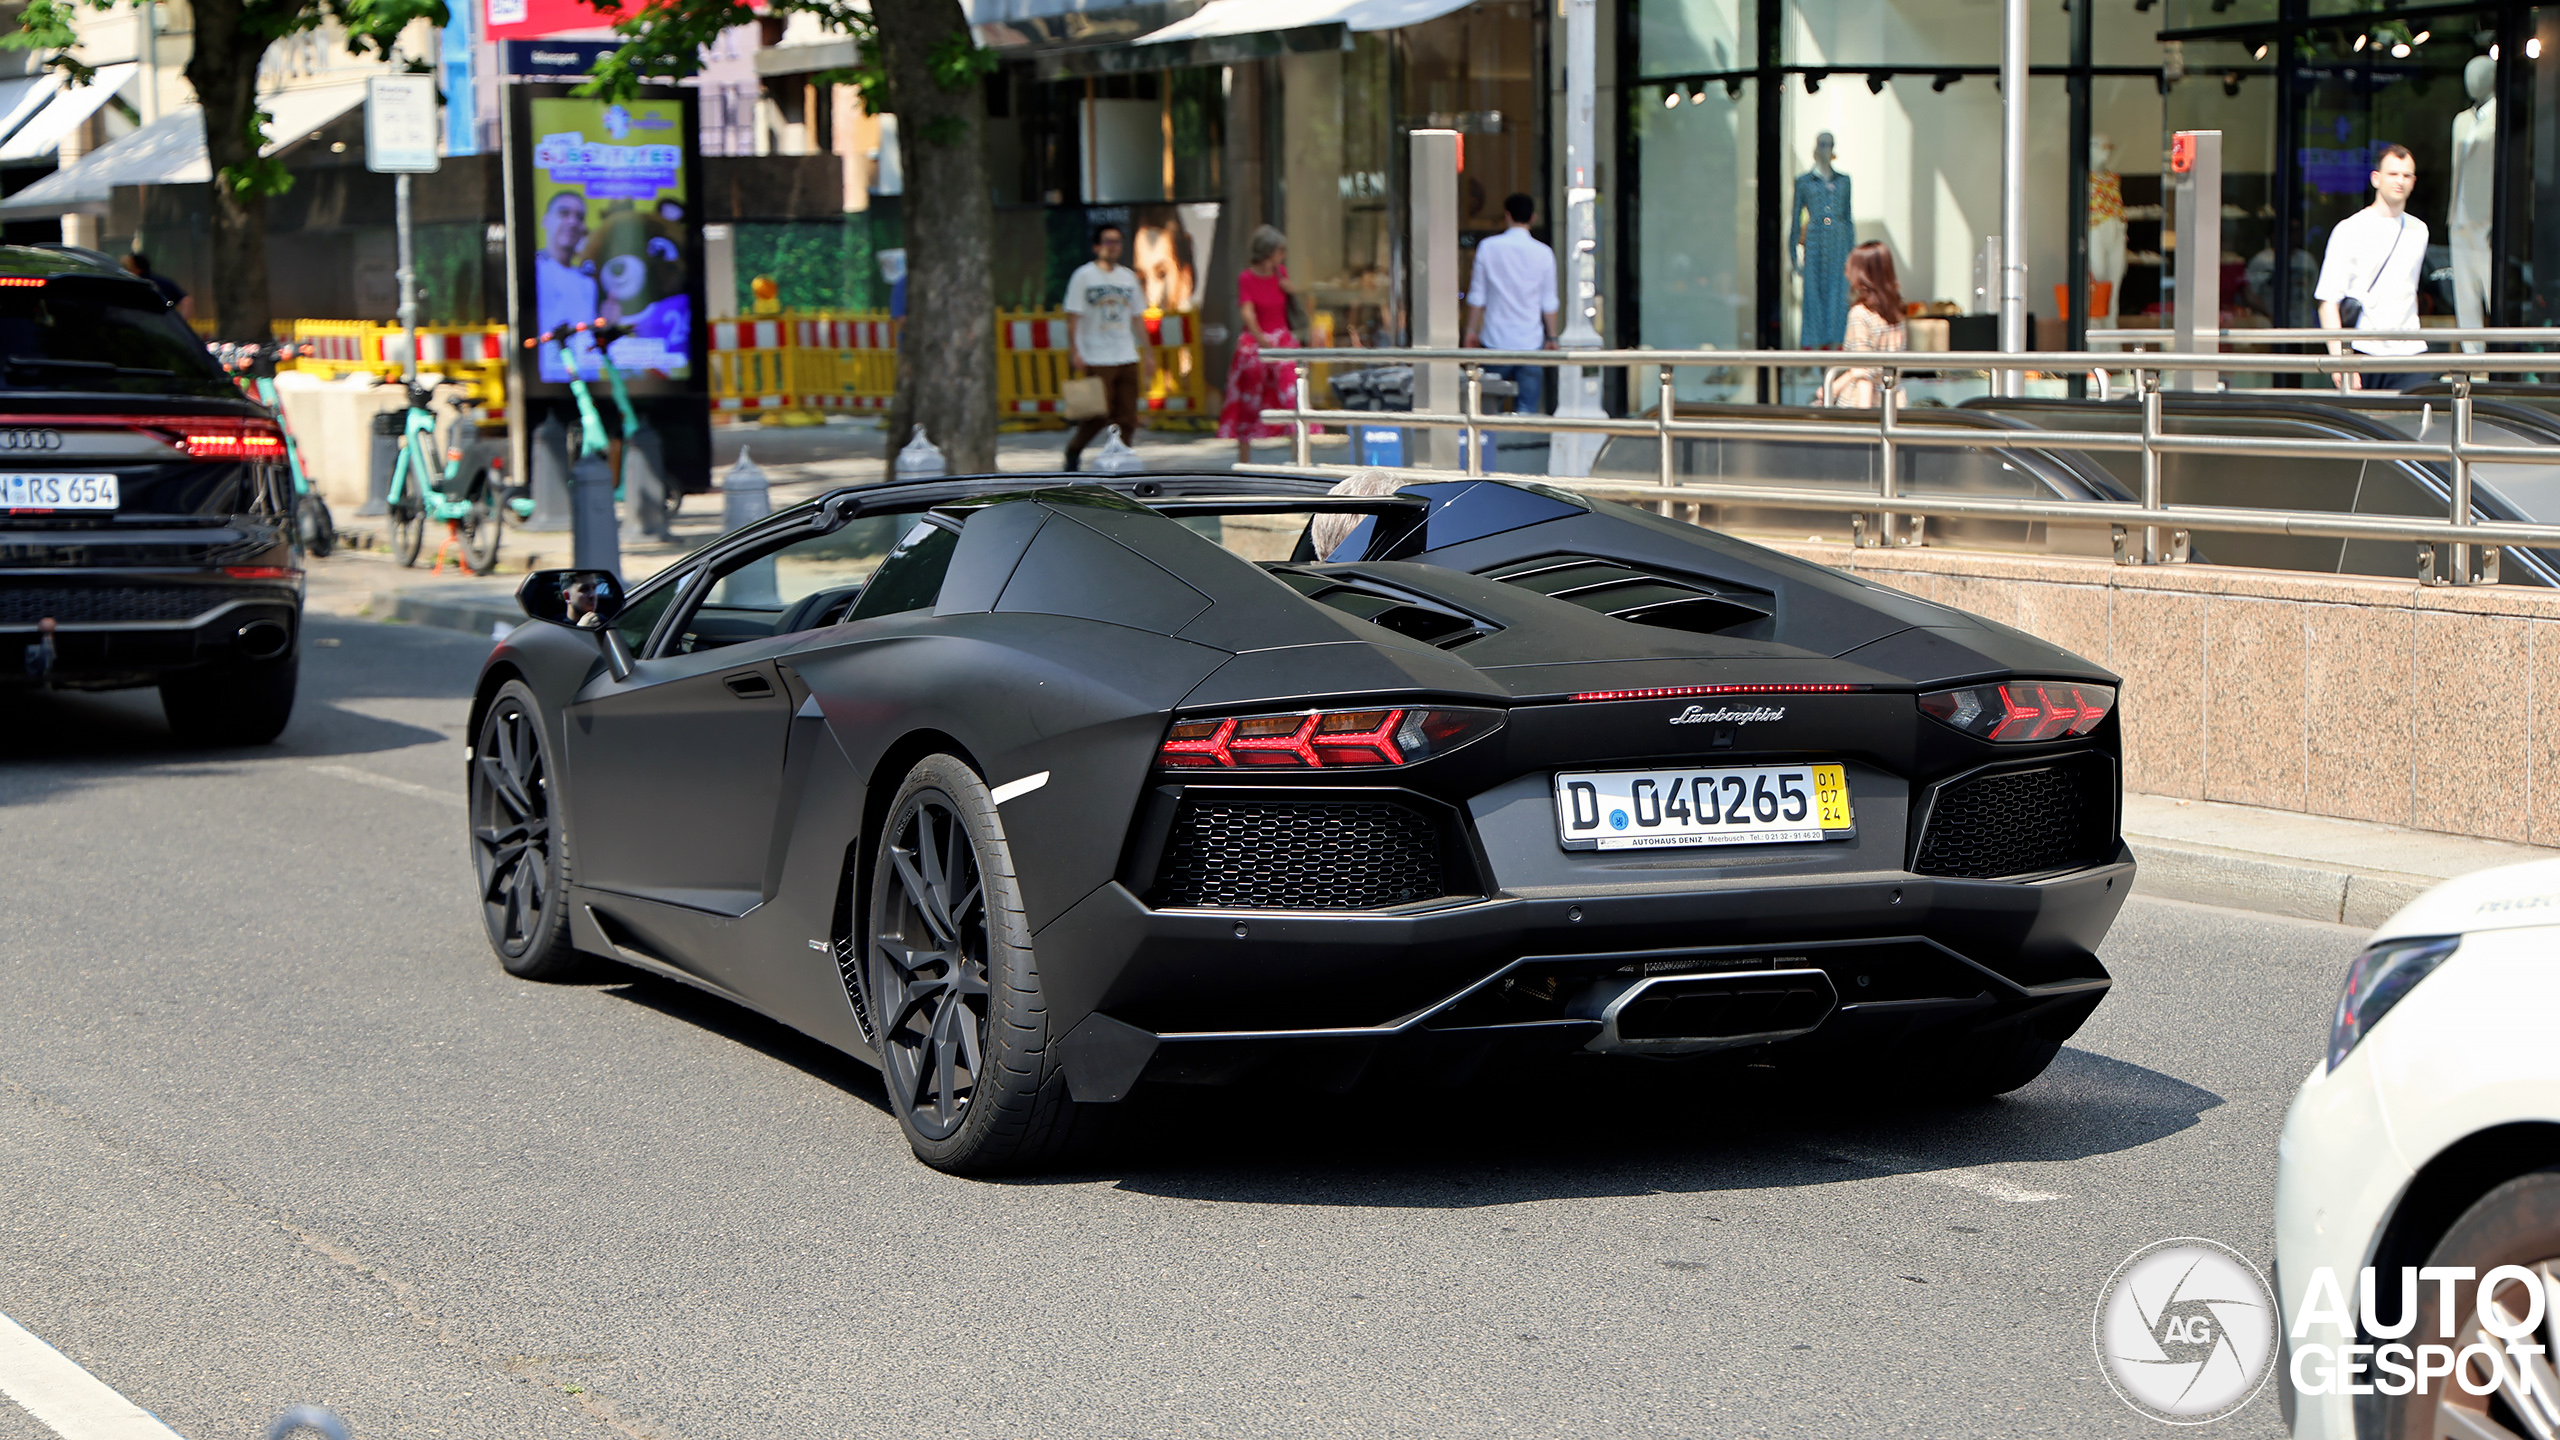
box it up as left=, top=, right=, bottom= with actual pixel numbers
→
left=2253, top=43, right=2269, bottom=57
left=1724, top=75, right=1746, bottom=97
left=2490, top=42, right=2500, bottom=58
left=1932, top=72, right=1963, bottom=91
left=2413, top=30, right=2429, bottom=43
left=2354, top=33, right=2368, bottom=50
left=2224, top=71, right=2245, bottom=95
left=2533, top=37, right=2546, bottom=59
left=1690, top=86, right=1708, bottom=103
left=1867, top=71, right=1892, bottom=93
left=1802, top=70, right=1825, bottom=92
left=1664, top=87, right=1682, bottom=107
left=2391, top=42, right=2410, bottom=56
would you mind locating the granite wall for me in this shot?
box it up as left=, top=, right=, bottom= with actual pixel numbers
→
left=1763, top=541, right=2558, bottom=847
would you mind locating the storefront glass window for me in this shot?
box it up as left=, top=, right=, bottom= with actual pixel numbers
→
left=2159, top=40, right=2282, bottom=324
left=2289, top=19, right=2495, bottom=327
left=1405, top=2, right=1545, bottom=288
left=1635, top=79, right=1758, bottom=399
left=1642, top=0, right=1752, bottom=75
left=1279, top=36, right=1396, bottom=346
left=2523, top=12, right=2560, bottom=325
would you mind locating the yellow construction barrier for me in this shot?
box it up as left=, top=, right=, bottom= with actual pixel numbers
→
left=273, top=320, right=511, bottom=416
left=709, top=307, right=1210, bottom=429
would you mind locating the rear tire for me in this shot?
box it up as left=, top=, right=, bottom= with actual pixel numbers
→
left=2379, top=1169, right=2560, bottom=1440
left=296, top=491, right=336, bottom=557
left=470, top=680, right=584, bottom=980
left=461, top=488, right=504, bottom=574
left=863, top=753, right=1092, bottom=1174
left=390, top=498, right=425, bottom=568
left=160, top=655, right=297, bottom=746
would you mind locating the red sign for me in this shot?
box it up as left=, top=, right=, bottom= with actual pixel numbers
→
left=2170, top=133, right=2195, bottom=174
left=485, top=0, right=615, bottom=42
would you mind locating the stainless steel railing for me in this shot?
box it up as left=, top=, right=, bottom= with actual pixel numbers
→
left=1257, top=345, right=2560, bottom=585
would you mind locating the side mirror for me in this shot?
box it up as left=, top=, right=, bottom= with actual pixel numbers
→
left=518, top=568, right=625, bottom=628
left=517, top=568, right=636, bottom=681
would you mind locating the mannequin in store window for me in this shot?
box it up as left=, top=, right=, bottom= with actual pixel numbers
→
left=1790, top=133, right=1852, bottom=348
left=2087, top=134, right=2127, bottom=322
left=2450, top=54, right=2496, bottom=352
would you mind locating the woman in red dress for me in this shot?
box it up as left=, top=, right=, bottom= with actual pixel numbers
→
left=1220, top=225, right=1305, bottom=463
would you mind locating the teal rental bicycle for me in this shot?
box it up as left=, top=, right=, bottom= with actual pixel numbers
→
left=522, top=319, right=679, bottom=532
left=385, top=381, right=505, bottom=573
left=209, top=340, right=333, bottom=557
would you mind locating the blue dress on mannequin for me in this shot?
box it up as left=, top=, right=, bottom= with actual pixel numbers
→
left=1791, top=168, right=1853, bottom=348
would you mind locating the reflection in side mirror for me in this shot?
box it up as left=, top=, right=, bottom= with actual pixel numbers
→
left=518, top=568, right=625, bottom=630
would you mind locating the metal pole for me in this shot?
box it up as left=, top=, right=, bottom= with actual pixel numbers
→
left=2139, top=367, right=2162, bottom=562
left=1550, top=0, right=1606, bottom=476
left=2452, top=374, right=2474, bottom=584
left=1656, top=365, right=1674, bottom=492
left=1292, top=370, right=1311, bottom=467
left=1464, top=363, right=1484, bottom=477
left=138, top=1, right=157, bottom=125
left=396, top=172, right=418, bottom=387
left=1879, top=370, right=1900, bottom=544
left=1998, top=0, right=2028, bottom=394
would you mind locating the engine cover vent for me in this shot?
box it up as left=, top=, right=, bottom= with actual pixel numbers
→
left=1477, top=554, right=1772, bottom=636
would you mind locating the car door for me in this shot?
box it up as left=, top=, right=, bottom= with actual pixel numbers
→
left=563, top=511, right=880, bottom=916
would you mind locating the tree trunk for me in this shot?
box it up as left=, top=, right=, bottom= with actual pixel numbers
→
left=184, top=0, right=273, bottom=342
left=872, top=0, right=995, bottom=478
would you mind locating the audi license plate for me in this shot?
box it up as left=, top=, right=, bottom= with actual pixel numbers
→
left=1554, top=763, right=1854, bottom=851
left=1, top=474, right=116, bottom=510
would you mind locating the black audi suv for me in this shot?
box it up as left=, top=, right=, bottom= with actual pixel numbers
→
left=0, top=246, right=302, bottom=744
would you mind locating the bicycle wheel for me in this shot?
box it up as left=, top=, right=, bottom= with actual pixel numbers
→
left=296, top=490, right=336, bottom=558
left=390, top=497, right=425, bottom=567
left=461, top=485, right=503, bottom=574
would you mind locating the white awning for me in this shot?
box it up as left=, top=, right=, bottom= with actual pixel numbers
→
left=0, top=63, right=137, bottom=165
left=1134, top=0, right=1472, bottom=42
left=0, top=83, right=369, bottom=218
left=0, top=73, right=66, bottom=156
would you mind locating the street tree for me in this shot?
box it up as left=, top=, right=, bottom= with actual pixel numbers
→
left=587, top=0, right=995, bottom=475
left=7, top=0, right=449, bottom=340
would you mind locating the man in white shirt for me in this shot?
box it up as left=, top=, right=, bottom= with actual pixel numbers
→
left=1463, top=193, right=1560, bottom=414
left=2315, top=145, right=2432, bottom=391
left=1060, top=223, right=1154, bottom=470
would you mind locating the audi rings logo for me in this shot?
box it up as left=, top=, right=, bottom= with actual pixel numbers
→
left=2095, top=1237, right=2279, bottom=1424
left=0, top=429, right=62, bottom=452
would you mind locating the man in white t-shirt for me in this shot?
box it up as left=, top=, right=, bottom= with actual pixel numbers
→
left=1060, top=223, right=1154, bottom=470
left=1463, top=193, right=1560, bottom=415
left=2315, top=145, right=2432, bottom=391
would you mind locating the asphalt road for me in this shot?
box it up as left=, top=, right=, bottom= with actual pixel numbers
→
left=0, top=616, right=2360, bottom=1439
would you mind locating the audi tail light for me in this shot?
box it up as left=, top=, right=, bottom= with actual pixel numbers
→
left=178, top=418, right=287, bottom=461
left=1919, top=681, right=2115, bottom=742
left=1159, top=705, right=1503, bottom=770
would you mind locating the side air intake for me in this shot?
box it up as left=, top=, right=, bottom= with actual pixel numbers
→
left=1268, top=567, right=1500, bottom=649
left=1477, top=555, right=1771, bottom=636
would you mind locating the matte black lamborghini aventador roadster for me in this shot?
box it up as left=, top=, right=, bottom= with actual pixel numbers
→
left=468, top=472, right=2131, bottom=1172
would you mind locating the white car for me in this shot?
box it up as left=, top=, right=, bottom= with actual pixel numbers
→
left=2275, top=859, right=2560, bottom=1439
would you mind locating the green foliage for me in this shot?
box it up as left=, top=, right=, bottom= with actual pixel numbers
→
left=4, top=0, right=449, bottom=199
left=579, top=0, right=989, bottom=114
left=731, top=214, right=897, bottom=313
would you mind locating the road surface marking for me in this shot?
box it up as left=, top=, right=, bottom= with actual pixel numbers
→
left=1810, top=1143, right=2066, bottom=1204
left=0, top=1312, right=185, bottom=1439
left=311, top=764, right=465, bottom=810
left=991, top=771, right=1050, bottom=805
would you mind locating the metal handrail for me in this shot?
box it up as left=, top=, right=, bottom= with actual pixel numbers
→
left=1262, top=344, right=2560, bottom=584
left=2089, top=326, right=2560, bottom=345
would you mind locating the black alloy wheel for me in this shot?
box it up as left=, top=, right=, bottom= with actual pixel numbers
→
left=470, top=680, right=581, bottom=978
left=863, top=754, right=1090, bottom=1172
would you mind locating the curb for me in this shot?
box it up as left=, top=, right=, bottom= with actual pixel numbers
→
left=372, top=588, right=519, bottom=639
left=2126, top=836, right=2432, bottom=930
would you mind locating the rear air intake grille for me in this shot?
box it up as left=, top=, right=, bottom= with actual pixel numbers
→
left=1477, top=554, right=1771, bottom=635
left=1154, top=797, right=1448, bottom=909
left=0, top=585, right=225, bottom=625
left=1913, top=754, right=2116, bottom=879
left=1269, top=567, right=1498, bottom=649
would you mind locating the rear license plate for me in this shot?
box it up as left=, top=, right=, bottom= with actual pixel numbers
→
left=1555, top=763, right=1854, bottom=851
left=1, top=474, right=117, bottom=510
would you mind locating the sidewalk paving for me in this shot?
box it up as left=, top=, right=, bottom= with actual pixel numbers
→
left=302, top=417, right=2559, bottom=929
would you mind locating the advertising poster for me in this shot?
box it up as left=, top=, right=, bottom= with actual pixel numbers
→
left=510, top=87, right=703, bottom=394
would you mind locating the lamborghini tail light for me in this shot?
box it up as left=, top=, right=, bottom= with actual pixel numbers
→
left=1919, top=681, right=2115, bottom=742
left=1159, top=705, right=1503, bottom=770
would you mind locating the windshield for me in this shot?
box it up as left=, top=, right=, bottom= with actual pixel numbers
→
left=0, top=275, right=236, bottom=398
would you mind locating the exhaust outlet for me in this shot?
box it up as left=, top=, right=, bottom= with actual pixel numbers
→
left=234, top=618, right=292, bottom=661
left=1572, top=968, right=1838, bottom=1056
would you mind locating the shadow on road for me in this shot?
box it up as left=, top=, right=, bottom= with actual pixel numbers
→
left=590, top=955, right=2225, bottom=1206
left=0, top=615, right=477, bottom=806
